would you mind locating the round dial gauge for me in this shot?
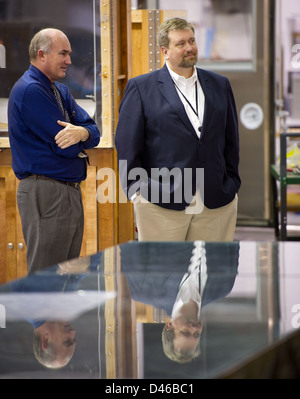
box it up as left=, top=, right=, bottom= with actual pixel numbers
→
left=240, top=103, right=264, bottom=130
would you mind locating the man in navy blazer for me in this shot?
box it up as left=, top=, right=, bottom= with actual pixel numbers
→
left=120, top=241, right=239, bottom=363
left=115, top=18, right=241, bottom=242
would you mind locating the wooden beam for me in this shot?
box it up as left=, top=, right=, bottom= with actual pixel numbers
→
left=100, top=0, right=114, bottom=148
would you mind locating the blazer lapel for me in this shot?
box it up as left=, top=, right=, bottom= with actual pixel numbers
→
left=157, top=65, right=199, bottom=138
left=197, top=68, right=213, bottom=139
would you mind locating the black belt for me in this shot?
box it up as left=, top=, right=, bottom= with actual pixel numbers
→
left=28, top=174, right=81, bottom=188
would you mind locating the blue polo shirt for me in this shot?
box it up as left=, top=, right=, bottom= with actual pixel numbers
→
left=8, top=65, right=100, bottom=181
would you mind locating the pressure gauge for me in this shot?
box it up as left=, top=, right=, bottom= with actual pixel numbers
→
left=240, top=103, right=264, bottom=130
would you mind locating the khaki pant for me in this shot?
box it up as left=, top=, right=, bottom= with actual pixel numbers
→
left=134, top=192, right=238, bottom=242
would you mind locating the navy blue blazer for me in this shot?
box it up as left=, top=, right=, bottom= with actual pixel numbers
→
left=115, top=64, right=241, bottom=210
left=120, top=242, right=240, bottom=316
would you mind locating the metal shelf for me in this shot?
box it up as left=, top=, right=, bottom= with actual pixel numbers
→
left=271, top=132, right=300, bottom=240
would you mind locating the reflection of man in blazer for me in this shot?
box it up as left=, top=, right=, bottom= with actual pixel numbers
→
left=121, top=241, right=239, bottom=363
left=115, top=18, right=241, bottom=242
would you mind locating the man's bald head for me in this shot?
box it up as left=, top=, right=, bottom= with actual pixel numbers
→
left=29, top=28, right=68, bottom=62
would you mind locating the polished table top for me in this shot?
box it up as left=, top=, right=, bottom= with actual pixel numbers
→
left=0, top=241, right=299, bottom=380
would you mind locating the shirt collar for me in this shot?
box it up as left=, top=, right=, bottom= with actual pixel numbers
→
left=29, top=64, right=53, bottom=89
left=166, top=63, right=198, bottom=88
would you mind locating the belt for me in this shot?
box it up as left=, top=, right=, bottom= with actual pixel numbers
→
left=28, top=174, right=81, bottom=188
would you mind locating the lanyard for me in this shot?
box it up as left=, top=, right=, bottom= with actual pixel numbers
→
left=173, top=80, right=202, bottom=133
left=173, top=80, right=199, bottom=118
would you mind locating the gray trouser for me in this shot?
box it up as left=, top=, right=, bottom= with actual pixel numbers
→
left=17, top=176, right=84, bottom=274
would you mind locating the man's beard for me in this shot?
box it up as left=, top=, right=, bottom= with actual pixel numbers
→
left=179, top=54, right=198, bottom=68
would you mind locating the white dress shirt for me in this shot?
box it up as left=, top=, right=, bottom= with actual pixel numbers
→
left=171, top=241, right=207, bottom=320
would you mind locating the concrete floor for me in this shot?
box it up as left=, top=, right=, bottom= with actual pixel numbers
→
left=234, top=212, right=300, bottom=241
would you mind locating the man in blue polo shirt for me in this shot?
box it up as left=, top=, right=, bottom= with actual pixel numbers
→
left=8, top=28, right=100, bottom=274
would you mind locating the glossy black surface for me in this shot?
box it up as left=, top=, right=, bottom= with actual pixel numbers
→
left=0, top=241, right=299, bottom=379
